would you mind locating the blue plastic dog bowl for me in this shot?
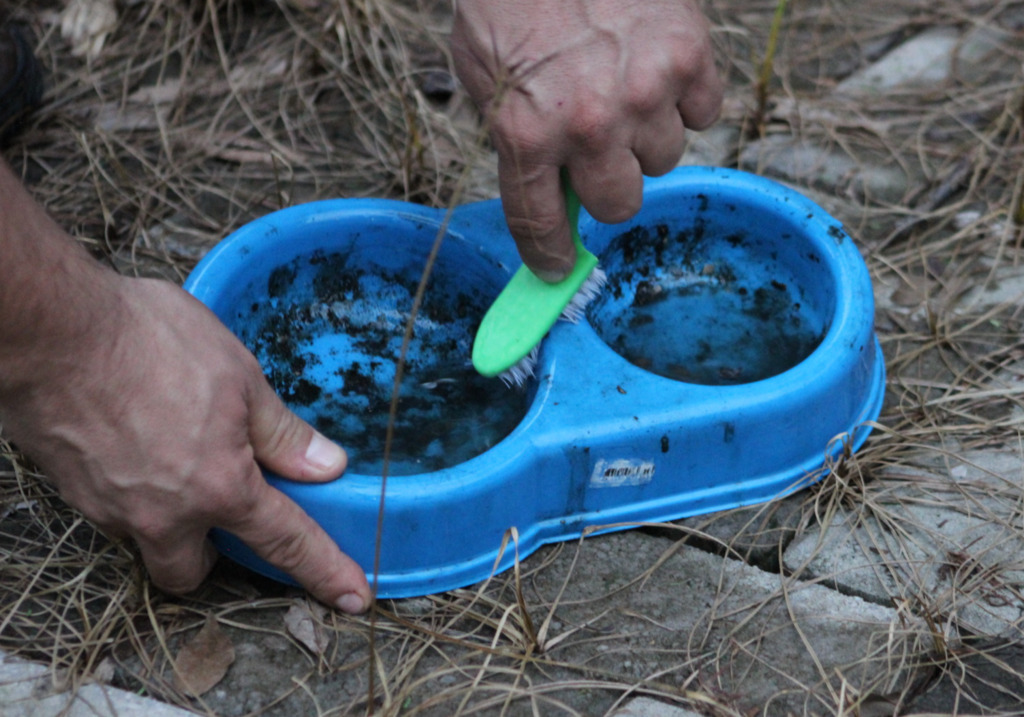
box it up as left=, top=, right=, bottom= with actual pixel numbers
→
left=184, top=167, right=885, bottom=598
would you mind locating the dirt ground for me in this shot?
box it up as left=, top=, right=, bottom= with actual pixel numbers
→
left=3, top=0, right=1024, bottom=715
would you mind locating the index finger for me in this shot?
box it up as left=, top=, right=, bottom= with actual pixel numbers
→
left=225, top=469, right=371, bottom=614
left=497, top=157, right=576, bottom=282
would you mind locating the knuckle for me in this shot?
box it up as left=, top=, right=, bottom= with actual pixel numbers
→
left=131, top=510, right=177, bottom=546
left=492, top=114, right=550, bottom=159
left=623, top=75, right=664, bottom=116
left=214, top=483, right=261, bottom=525
left=152, top=571, right=204, bottom=596
left=567, top=104, right=616, bottom=149
left=209, top=484, right=252, bottom=522
left=260, top=417, right=303, bottom=462
left=671, top=40, right=709, bottom=82
left=506, top=212, right=561, bottom=246
left=506, top=216, right=574, bottom=274
left=255, top=529, right=314, bottom=574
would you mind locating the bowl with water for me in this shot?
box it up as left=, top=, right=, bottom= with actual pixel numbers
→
left=185, top=167, right=885, bottom=597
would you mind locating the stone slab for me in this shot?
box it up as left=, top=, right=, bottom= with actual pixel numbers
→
left=960, top=262, right=1024, bottom=313
left=738, top=134, right=912, bottom=204
left=783, top=449, right=1024, bottom=639
left=837, top=26, right=962, bottom=94
left=611, top=697, right=703, bottom=717
left=837, top=23, right=1019, bottom=94
left=526, top=530, right=926, bottom=716
left=643, top=490, right=806, bottom=570
left=0, top=650, right=193, bottom=717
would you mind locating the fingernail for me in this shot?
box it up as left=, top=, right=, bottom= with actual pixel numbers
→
left=305, top=432, right=344, bottom=470
left=534, top=266, right=570, bottom=283
left=336, top=592, right=368, bottom=614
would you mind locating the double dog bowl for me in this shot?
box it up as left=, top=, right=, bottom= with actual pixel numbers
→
left=184, top=167, right=885, bottom=598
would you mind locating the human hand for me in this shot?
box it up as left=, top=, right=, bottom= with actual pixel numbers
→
left=451, top=0, right=723, bottom=281
left=0, top=268, right=371, bottom=614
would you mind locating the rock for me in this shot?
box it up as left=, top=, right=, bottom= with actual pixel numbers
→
left=837, top=23, right=1019, bottom=95
left=738, top=134, right=911, bottom=203
left=0, top=650, right=194, bottom=717
left=530, top=530, right=927, bottom=715
left=783, top=449, right=1024, bottom=639
left=611, top=697, right=704, bottom=717
left=645, top=491, right=805, bottom=569
left=957, top=262, right=1024, bottom=313
left=837, top=27, right=962, bottom=94
left=954, top=23, right=1021, bottom=86
left=419, top=69, right=457, bottom=102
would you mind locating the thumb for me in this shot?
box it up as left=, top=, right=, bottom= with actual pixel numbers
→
left=498, top=160, right=577, bottom=282
left=248, top=378, right=347, bottom=481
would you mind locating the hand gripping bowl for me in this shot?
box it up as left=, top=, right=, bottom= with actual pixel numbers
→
left=184, top=167, right=885, bottom=598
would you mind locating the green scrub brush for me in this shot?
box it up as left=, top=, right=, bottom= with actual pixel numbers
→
left=472, top=181, right=606, bottom=386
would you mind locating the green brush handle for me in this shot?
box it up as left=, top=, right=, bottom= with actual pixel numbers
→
left=472, top=177, right=600, bottom=378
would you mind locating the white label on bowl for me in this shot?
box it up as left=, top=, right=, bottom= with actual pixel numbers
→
left=590, top=459, right=655, bottom=488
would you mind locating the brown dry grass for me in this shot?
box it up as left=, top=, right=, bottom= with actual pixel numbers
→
left=3, top=0, right=1024, bottom=715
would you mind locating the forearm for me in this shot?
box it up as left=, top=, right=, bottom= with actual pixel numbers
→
left=0, top=159, right=121, bottom=402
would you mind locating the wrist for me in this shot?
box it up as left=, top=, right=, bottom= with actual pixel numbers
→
left=0, top=162, right=126, bottom=405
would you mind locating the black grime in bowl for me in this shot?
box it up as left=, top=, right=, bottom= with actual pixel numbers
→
left=232, top=245, right=531, bottom=476
left=588, top=219, right=830, bottom=386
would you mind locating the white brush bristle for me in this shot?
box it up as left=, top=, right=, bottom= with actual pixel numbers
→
left=560, top=267, right=607, bottom=323
left=498, top=345, right=539, bottom=388
left=496, top=266, right=607, bottom=388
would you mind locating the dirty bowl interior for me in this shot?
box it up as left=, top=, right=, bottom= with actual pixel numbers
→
left=188, top=205, right=531, bottom=476
left=586, top=193, right=835, bottom=386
